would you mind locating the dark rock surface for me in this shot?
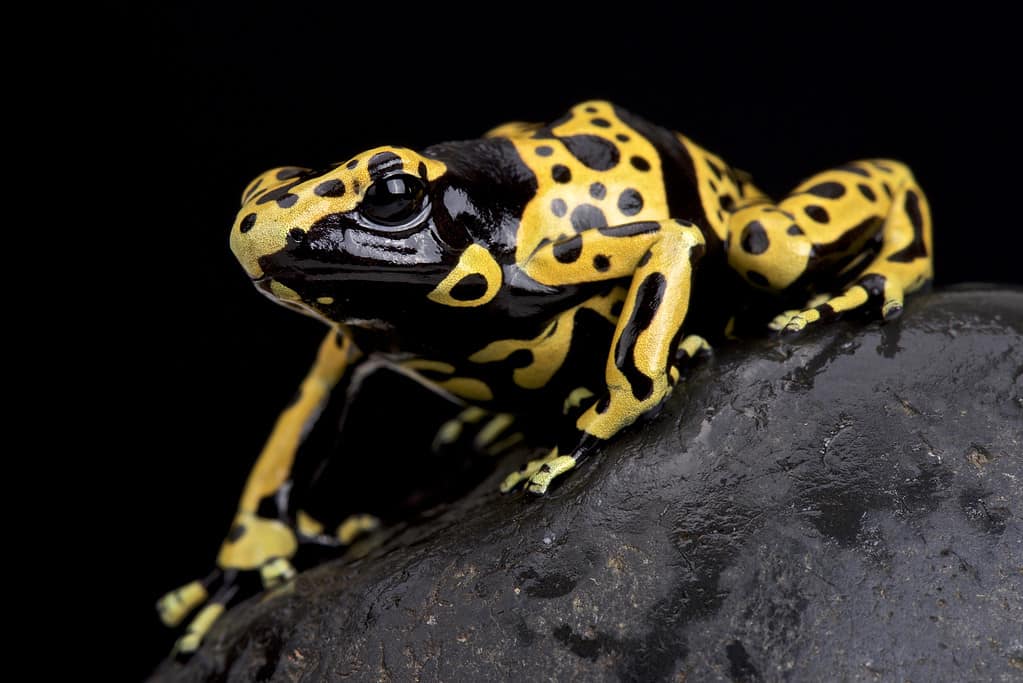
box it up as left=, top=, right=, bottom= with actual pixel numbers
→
left=153, top=287, right=1022, bottom=682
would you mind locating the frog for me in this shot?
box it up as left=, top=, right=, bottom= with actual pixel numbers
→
left=157, top=100, right=933, bottom=653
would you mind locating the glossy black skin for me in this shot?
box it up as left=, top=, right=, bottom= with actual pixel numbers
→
left=257, top=138, right=619, bottom=360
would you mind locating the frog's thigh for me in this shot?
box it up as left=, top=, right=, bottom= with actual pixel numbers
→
left=726, top=160, right=933, bottom=331
left=522, top=219, right=706, bottom=441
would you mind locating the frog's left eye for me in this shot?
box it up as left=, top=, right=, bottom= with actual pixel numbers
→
left=358, top=174, right=429, bottom=230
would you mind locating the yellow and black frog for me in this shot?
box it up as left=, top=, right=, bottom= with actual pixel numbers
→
left=158, top=100, right=933, bottom=652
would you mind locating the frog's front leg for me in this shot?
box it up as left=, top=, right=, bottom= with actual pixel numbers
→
left=725, top=160, right=933, bottom=332
left=157, top=329, right=356, bottom=653
left=505, top=219, right=706, bottom=494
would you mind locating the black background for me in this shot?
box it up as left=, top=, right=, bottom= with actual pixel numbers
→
left=111, top=5, right=1020, bottom=679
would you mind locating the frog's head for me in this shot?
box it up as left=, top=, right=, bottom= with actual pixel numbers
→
left=230, top=146, right=505, bottom=326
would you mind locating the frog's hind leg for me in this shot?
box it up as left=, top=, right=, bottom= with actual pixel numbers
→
left=724, top=160, right=933, bottom=332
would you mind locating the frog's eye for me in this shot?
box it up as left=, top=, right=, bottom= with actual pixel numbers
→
left=358, top=174, right=428, bottom=230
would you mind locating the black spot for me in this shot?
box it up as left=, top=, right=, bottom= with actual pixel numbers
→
left=593, top=254, right=611, bottom=271
left=314, top=179, right=346, bottom=197
left=589, top=182, right=606, bottom=199
left=449, top=273, right=489, bottom=301
left=561, top=134, right=620, bottom=171
left=276, top=193, right=298, bottom=208
left=239, top=213, right=257, bottom=233
left=888, top=190, right=928, bottom=262
left=610, top=300, right=624, bottom=317
left=570, top=204, right=608, bottom=232
left=595, top=395, right=610, bottom=414
left=506, top=349, right=534, bottom=368
left=345, top=159, right=359, bottom=170
left=553, top=235, right=583, bottom=263
left=276, top=167, right=303, bottom=180
left=637, top=251, right=652, bottom=267
left=368, top=151, right=402, bottom=180
left=288, top=228, right=305, bottom=242
left=417, top=161, right=427, bottom=178
left=352, top=179, right=361, bottom=194
left=806, top=181, right=846, bottom=199
left=787, top=224, right=805, bottom=236
left=552, top=164, right=572, bottom=183
left=615, top=133, right=630, bottom=142
left=706, top=159, right=724, bottom=180
left=550, top=198, right=567, bottom=217
left=630, top=155, right=651, bottom=171
left=584, top=105, right=598, bottom=113
left=872, top=161, right=894, bottom=173
left=905, top=190, right=924, bottom=232
left=804, top=205, right=830, bottom=223
left=614, top=272, right=665, bottom=401
left=740, top=221, right=770, bottom=254
left=536, top=145, right=554, bottom=157
left=590, top=117, right=611, bottom=128
left=226, top=525, right=246, bottom=542
left=716, top=210, right=725, bottom=222
left=719, top=195, right=735, bottom=211
left=746, top=270, right=769, bottom=287
left=882, top=182, right=893, bottom=198
left=256, top=182, right=300, bottom=206
left=836, top=163, right=871, bottom=177
left=708, top=179, right=718, bottom=193
left=598, top=221, right=660, bottom=238
left=617, top=188, right=644, bottom=216
left=858, top=184, right=876, bottom=201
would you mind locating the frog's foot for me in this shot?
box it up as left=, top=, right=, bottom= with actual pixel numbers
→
left=772, top=280, right=904, bottom=334
left=174, top=583, right=237, bottom=655
left=500, top=449, right=577, bottom=495
left=336, top=513, right=381, bottom=545
left=669, top=334, right=711, bottom=384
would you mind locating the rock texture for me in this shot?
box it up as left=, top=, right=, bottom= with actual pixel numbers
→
left=153, top=287, right=1022, bottom=682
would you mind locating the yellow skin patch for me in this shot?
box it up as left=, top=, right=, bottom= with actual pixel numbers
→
left=427, top=243, right=503, bottom=306
left=165, top=100, right=935, bottom=653
left=469, top=288, right=625, bottom=389
left=502, top=101, right=672, bottom=263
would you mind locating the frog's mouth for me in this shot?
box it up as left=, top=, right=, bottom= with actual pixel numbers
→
left=252, top=275, right=326, bottom=320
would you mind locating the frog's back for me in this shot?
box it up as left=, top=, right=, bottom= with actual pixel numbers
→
left=486, top=100, right=758, bottom=260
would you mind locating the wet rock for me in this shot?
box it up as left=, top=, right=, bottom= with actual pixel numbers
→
left=152, top=287, right=1022, bottom=682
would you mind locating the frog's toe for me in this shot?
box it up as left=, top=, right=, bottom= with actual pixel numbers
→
left=500, top=450, right=563, bottom=493
left=525, top=455, right=577, bottom=495
left=674, top=334, right=711, bottom=362
left=260, top=557, right=296, bottom=589
left=768, top=308, right=803, bottom=332
left=882, top=296, right=904, bottom=320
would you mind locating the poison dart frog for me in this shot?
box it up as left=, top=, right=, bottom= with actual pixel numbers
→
left=158, top=101, right=933, bottom=652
